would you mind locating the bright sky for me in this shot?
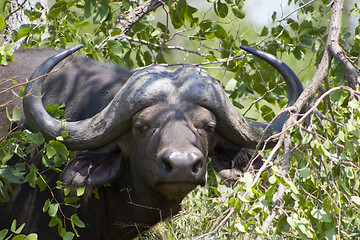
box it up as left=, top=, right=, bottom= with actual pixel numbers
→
left=243, top=0, right=297, bottom=26
left=190, top=0, right=357, bottom=31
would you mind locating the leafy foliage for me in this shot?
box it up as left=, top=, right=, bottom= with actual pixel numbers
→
left=0, top=0, right=359, bottom=239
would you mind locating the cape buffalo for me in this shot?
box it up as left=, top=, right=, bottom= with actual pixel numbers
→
left=0, top=46, right=303, bottom=239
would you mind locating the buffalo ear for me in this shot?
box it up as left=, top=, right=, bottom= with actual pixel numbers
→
left=210, top=138, right=262, bottom=181
left=61, top=144, right=122, bottom=187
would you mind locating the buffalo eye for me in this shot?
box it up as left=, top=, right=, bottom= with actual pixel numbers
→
left=133, top=120, right=158, bottom=136
left=205, top=121, right=216, bottom=134
left=197, top=121, right=216, bottom=135
left=133, top=120, right=149, bottom=133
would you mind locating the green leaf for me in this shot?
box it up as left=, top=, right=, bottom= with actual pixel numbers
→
left=351, top=196, right=360, bottom=206
left=107, top=40, right=123, bottom=56
left=84, top=0, right=94, bottom=19
left=281, top=29, right=292, bottom=44
left=48, top=217, right=61, bottom=228
left=61, top=131, right=69, bottom=138
left=49, top=1, right=67, bottom=18
left=18, top=24, right=33, bottom=37
left=93, top=0, right=109, bottom=24
left=0, top=55, right=7, bottom=65
left=43, top=199, right=51, bottom=212
left=213, top=24, right=227, bottom=39
left=12, top=235, right=26, bottom=240
left=348, top=99, right=360, bottom=109
left=287, top=18, right=299, bottom=31
left=11, top=105, right=21, bottom=122
left=48, top=203, right=59, bottom=217
left=22, top=130, right=45, bottom=146
left=215, top=1, right=228, bottom=18
left=271, top=11, right=277, bottom=22
left=234, top=222, right=246, bottom=233
left=338, top=180, right=352, bottom=195
left=260, top=27, right=268, bottom=36
left=5, top=44, right=14, bottom=58
left=35, top=176, right=47, bottom=191
left=25, top=171, right=37, bottom=188
left=63, top=232, right=75, bottom=240
left=64, top=197, right=80, bottom=204
left=0, top=14, right=5, bottom=31
left=24, top=233, right=38, bottom=240
left=49, top=141, right=69, bottom=157
left=63, top=186, right=72, bottom=196
left=293, top=46, right=305, bottom=60
left=310, top=208, right=332, bottom=223
left=0, top=181, right=10, bottom=203
left=19, top=87, right=25, bottom=97
left=24, top=10, right=42, bottom=21
left=10, top=219, right=17, bottom=233
left=71, top=214, right=85, bottom=228
left=0, top=229, right=8, bottom=240
left=299, top=168, right=310, bottom=179
left=231, top=6, right=245, bottom=19
left=0, top=167, right=25, bottom=184
left=260, top=105, right=275, bottom=121
left=75, top=21, right=90, bottom=29
left=12, top=221, right=25, bottom=234
left=281, top=177, right=299, bottom=194
left=345, top=167, right=354, bottom=179
left=46, top=102, right=66, bottom=119
left=76, top=186, right=85, bottom=197
left=46, top=145, right=57, bottom=158
left=170, top=7, right=183, bottom=29
left=269, top=174, right=277, bottom=184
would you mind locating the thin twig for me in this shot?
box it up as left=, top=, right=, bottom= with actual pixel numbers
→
left=4, top=0, right=27, bottom=22
left=122, top=36, right=208, bottom=57
left=277, top=0, right=317, bottom=22
left=193, top=208, right=234, bottom=240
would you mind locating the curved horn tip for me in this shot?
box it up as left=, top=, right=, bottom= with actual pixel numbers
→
left=240, top=46, right=278, bottom=61
left=71, top=44, right=84, bottom=51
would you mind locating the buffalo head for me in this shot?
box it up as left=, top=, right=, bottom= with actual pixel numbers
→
left=19, top=45, right=303, bottom=236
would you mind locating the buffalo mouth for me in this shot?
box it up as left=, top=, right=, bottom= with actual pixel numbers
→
left=155, top=181, right=205, bottom=199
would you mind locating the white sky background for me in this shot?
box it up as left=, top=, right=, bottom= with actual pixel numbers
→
left=191, top=0, right=358, bottom=31
left=243, top=0, right=297, bottom=26
left=189, top=0, right=297, bottom=26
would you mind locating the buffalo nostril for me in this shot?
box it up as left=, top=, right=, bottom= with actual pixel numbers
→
left=162, top=159, right=173, bottom=173
left=192, top=160, right=202, bottom=174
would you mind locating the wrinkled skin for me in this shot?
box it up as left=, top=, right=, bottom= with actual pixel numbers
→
left=0, top=50, right=259, bottom=239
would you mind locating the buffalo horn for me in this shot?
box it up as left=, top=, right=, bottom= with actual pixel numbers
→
left=202, top=46, right=304, bottom=148
left=23, top=46, right=303, bottom=150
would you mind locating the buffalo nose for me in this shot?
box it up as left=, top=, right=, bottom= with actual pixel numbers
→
left=161, top=150, right=204, bottom=175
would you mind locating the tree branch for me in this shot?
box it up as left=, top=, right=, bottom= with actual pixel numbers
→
left=288, top=0, right=349, bottom=116
left=328, top=0, right=359, bottom=90
left=99, top=0, right=168, bottom=48
left=256, top=135, right=292, bottom=240
left=247, top=2, right=356, bottom=235
left=245, top=2, right=348, bottom=176
left=114, top=0, right=167, bottom=31
left=3, top=0, right=27, bottom=22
